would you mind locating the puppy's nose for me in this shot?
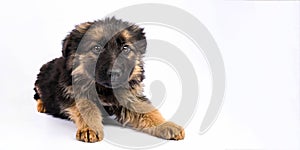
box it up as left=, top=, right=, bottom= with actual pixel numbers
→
left=107, top=69, right=122, bottom=80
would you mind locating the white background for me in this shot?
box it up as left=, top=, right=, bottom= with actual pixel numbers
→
left=0, top=0, right=299, bottom=149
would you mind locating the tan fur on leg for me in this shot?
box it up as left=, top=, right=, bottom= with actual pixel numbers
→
left=36, top=99, right=46, bottom=113
left=117, top=104, right=185, bottom=140
left=65, top=99, right=104, bottom=142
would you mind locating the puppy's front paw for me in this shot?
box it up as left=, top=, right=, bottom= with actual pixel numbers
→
left=155, top=121, right=185, bottom=140
left=76, top=127, right=103, bottom=143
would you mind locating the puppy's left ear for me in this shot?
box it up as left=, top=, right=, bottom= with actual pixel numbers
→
left=130, top=25, right=147, bottom=54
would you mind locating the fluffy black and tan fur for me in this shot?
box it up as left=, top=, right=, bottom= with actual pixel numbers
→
left=34, top=17, right=184, bottom=142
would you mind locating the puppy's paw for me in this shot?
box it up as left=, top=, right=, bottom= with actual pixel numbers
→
left=76, top=127, right=103, bottom=143
left=155, top=121, right=185, bottom=140
left=36, top=99, right=46, bottom=113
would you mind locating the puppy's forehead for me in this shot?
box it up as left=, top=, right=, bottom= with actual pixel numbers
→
left=86, top=20, right=133, bottom=45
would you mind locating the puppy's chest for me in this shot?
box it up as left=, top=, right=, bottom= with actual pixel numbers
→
left=98, top=95, right=119, bottom=106
left=62, top=85, right=118, bottom=106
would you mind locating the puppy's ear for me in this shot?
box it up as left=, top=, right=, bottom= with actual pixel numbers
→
left=130, top=25, right=147, bottom=54
left=62, top=34, right=71, bottom=58
left=62, top=22, right=94, bottom=58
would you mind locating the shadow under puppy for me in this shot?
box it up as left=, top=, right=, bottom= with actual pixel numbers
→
left=34, top=17, right=185, bottom=142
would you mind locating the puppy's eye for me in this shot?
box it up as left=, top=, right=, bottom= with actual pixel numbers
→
left=92, top=45, right=103, bottom=53
left=121, top=45, right=131, bottom=54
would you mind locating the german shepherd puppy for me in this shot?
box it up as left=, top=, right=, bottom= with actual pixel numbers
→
left=34, top=17, right=184, bottom=142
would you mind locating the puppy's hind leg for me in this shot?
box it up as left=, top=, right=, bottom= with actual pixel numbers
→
left=36, top=99, right=46, bottom=113
left=65, top=99, right=104, bottom=143
left=34, top=87, right=46, bottom=113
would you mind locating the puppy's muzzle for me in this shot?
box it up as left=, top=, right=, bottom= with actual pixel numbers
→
left=107, top=68, right=122, bottom=81
left=98, top=67, right=128, bottom=88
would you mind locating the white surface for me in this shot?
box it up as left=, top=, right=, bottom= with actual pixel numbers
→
left=0, top=0, right=299, bottom=149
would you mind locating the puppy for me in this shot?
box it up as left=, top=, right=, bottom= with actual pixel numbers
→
left=34, top=17, right=184, bottom=142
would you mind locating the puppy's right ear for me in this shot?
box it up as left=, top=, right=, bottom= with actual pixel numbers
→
left=62, top=22, right=94, bottom=58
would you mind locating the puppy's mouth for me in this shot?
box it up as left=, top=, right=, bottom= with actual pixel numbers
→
left=96, top=68, right=134, bottom=88
left=96, top=78, right=128, bottom=88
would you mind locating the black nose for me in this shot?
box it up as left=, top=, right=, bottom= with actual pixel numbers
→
left=107, top=69, right=122, bottom=80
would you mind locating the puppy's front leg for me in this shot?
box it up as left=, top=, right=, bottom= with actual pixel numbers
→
left=65, top=99, right=103, bottom=142
left=116, top=101, right=185, bottom=140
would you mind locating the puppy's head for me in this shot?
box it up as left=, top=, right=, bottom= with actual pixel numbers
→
left=63, top=17, right=146, bottom=89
